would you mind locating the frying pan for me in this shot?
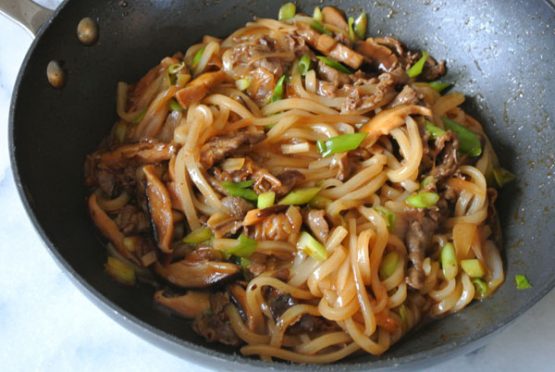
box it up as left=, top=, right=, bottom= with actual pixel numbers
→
left=3, top=0, right=555, bottom=369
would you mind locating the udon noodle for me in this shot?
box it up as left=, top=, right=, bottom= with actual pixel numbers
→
left=85, top=4, right=509, bottom=363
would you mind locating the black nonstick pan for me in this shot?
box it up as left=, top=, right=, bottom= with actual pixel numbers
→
left=3, top=0, right=555, bottom=369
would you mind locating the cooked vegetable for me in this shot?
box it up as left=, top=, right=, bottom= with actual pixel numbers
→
left=309, top=195, right=332, bottom=209
left=169, top=99, right=183, bottom=112
left=407, top=51, right=429, bottom=78
left=168, top=62, right=185, bottom=75
left=472, top=278, right=488, bottom=298
left=313, top=7, right=323, bottom=22
left=278, top=2, right=296, bottom=21
left=515, top=274, right=532, bottom=290
left=441, top=243, right=458, bottom=280
left=222, top=181, right=258, bottom=201
left=425, top=120, right=446, bottom=139
left=298, top=55, right=312, bottom=76
left=191, top=46, right=205, bottom=71
left=317, top=132, right=367, bottom=157
left=493, top=167, right=516, bottom=188
left=183, top=227, right=212, bottom=244
left=310, top=21, right=332, bottom=36
left=347, top=17, right=356, bottom=42
left=316, top=56, right=352, bottom=74
left=429, top=81, right=452, bottom=92
left=279, top=187, right=321, bottom=205
left=421, top=175, right=434, bottom=188
left=353, top=12, right=368, bottom=39
left=105, top=256, right=135, bottom=285
left=374, top=206, right=396, bottom=231
left=297, top=231, right=328, bottom=261
left=443, top=117, right=482, bottom=157
left=131, top=108, right=146, bottom=124
left=271, top=75, right=287, bottom=102
left=460, top=259, right=485, bottom=278
left=227, top=234, right=257, bottom=258
left=405, top=191, right=439, bottom=209
left=235, top=77, right=251, bottom=91
left=380, top=251, right=400, bottom=279
left=240, top=257, right=251, bottom=270
left=257, top=191, right=276, bottom=209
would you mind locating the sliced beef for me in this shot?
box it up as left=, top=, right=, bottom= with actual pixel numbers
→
left=253, top=169, right=305, bottom=196
left=305, top=209, right=330, bottom=243
left=193, top=292, right=242, bottom=346
left=431, top=131, right=459, bottom=182
left=422, top=57, right=446, bottom=81
left=404, top=210, right=439, bottom=290
left=276, top=170, right=305, bottom=196
left=113, top=205, right=150, bottom=235
left=388, top=85, right=419, bottom=108
left=317, top=60, right=351, bottom=87
left=199, top=129, right=266, bottom=169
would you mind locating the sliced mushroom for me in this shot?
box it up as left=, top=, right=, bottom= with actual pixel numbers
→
left=306, top=209, right=330, bottom=243
left=322, top=6, right=348, bottom=31
left=95, top=141, right=176, bottom=169
left=155, top=259, right=240, bottom=288
left=175, top=70, right=228, bottom=107
left=143, top=165, right=174, bottom=253
left=154, top=290, right=210, bottom=318
left=360, top=104, right=432, bottom=143
left=88, top=194, right=139, bottom=265
left=355, top=39, right=399, bottom=71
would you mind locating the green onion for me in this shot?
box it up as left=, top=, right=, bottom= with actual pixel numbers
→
left=279, top=187, right=321, bottom=205
left=515, top=274, right=532, bottom=290
left=317, top=132, right=367, bottom=157
left=348, top=17, right=356, bottom=42
left=131, top=108, right=147, bottom=124
left=316, top=56, right=352, bottom=74
left=374, top=206, right=396, bottom=231
left=425, top=120, right=446, bottom=139
left=441, top=243, right=458, bottom=280
left=421, top=175, right=435, bottom=188
left=227, top=234, right=257, bottom=258
left=354, top=12, right=368, bottom=39
left=493, top=167, right=516, bottom=188
left=114, top=121, right=127, bottom=143
left=460, top=259, right=485, bottom=278
left=183, top=227, right=212, bottom=244
left=235, top=77, right=251, bottom=91
left=176, top=73, right=191, bottom=87
left=105, top=256, right=135, bottom=285
left=405, top=191, right=439, bottom=209
left=257, top=191, right=276, bottom=209
left=298, top=55, right=312, bottom=76
left=168, top=62, right=185, bottom=75
left=191, top=46, right=205, bottom=70
left=428, top=81, right=452, bottom=93
left=313, top=7, right=323, bottom=22
left=407, top=50, right=429, bottom=78
left=240, top=257, right=251, bottom=270
left=309, top=195, right=332, bottom=209
left=297, top=231, right=328, bottom=261
left=271, top=75, right=287, bottom=102
left=379, top=251, right=400, bottom=279
left=222, top=181, right=258, bottom=201
left=472, top=278, right=488, bottom=298
left=234, top=180, right=254, bottom=188
left=310, top=21, right=332, bottom=36
left=443, top=117, right=482, bottom=157
left=278, top=2, right=296, bottom=21
left=169, top=99, right=183, bottom=112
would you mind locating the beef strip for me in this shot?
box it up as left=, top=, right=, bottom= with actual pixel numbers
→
left=431, top=131, right=460, bottom=182
left=193, top=292, right=242, bottom=346
left=388, top=85, right=419, bottom=108
left=422, top=57, right=447, bottom=81
left=113, top=205, right=150, bottom=235
left=304, top=209, right=330, bottom=243
left=199, top=130, right=266, bottom=169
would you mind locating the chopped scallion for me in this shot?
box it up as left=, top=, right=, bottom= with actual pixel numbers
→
left=421, top=175, right=435, bottom=188
left=298, top=55, right=312, bottom=76
left=354, top=12, right=368, bottom=39
left=379, top=251, right=400, bottom=279
left=235, top=77, right=251, bottom=91
left=310, top=20, right=332, bottom=36
left=221, top=181, right=258, bottom=201
left=297, top=231, right=328, bottom=261
left=493, top=167, right=516, bottom=188
left=472, top=278, right=488, bottom=298
left=348, top=17, right=356, bottom=42
left=183, top=227, right=212, bottom=244
left=168, top=62, right=185, bottom=75
left=316, top=132, right=367, bottom=157
left=240, top=257, right=251, bottom=270
left=313, top=7, right=323, bottom=22
left=271, top=75, right=286, bottom=102
left=425, top=120, right=446, bottom=139
left=309, top=195, right=332, bottom=209
left=443, top=117, right=482, bottom=157
left=278, top=2, right=296, bottom=21
left=374, top=206, right=396, bottom=231
left=429, top=81, right=452, bottom=93
left=407, top=50, right=429, bottom=78
left=257, top=191, right=276, bottom=209
left=191, top=46, right=205, bottom=70
left=515, top=274, right=532, bottom=290
left=105, top=256, right=135, bottom=285
left=279, top=187, right=321, bottom=205
left=441, top=243, right=458, bottom=280
left=169, top=99, right=183, bottom=112
left=316, top=56, right=352, bottom=74
left=405, top=191, right=439, bottom=209
left=227, top=234, right=257, bottom=258
left=460, top=259, right=485, bottom=278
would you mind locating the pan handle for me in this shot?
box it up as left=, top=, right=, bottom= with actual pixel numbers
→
left=0, top=0, right=53, bottom=36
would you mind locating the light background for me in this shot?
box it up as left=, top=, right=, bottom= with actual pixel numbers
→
left=1, top=1, right=554, bottom=371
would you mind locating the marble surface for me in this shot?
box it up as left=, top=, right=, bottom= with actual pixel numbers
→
left=1, top=2, right=555, bottom=371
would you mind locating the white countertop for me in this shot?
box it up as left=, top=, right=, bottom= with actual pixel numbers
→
left=1, top=2, right=554, bottom=371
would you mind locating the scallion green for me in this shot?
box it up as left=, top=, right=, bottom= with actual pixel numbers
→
left=316, top=56, right=352, bottom=74
left=428, top=81, right=452, bottom=93
left=278, top=2, right=296, bottom=21
left=425, top=120, right=446, bottom=139
left=354, top=12, right=368, bottom=39
left=221, top=181, right=258, bottom=201
left=271, top=75, right=286, bottom=102
left=297, top=231, right=328, bottom=261
left=298, top=55, right=312, bottom=76
left=279, top=187, right=321, bottom=206
left=310, top=21, right=332, bottom=36
left=313, top=7, right=323, bottom=22
left=348, top=17, right=356, bottom=42
left=105, top=256, right=135, bottom=285
left=515, top=274, right=532, bottom=290
left=169, top=99, right=183, bottom=112
left=227, top=234, right=257, bottom=258
left=473, top=278, right=488, bottom=298
left=379, top=251, right=400, bottom=279
left=493, top=167, right=516, bottom=188
left=257, top=191, right=276, bottom=209
left=168, top=62, right=185, bottom=75
left=374, top=206, right=396, bottom=231
left=316, top=132, right=367, bottom=157
left=443, top=117, right=482, bottom=157
left=407, top=51, right=429, bottom=78
left=405, top=191, right=439, bottom=209
left=309, top=195, right=332, bottom=209
left=183, top=227, right=212, bottom=244
left=441, top=243, right=458, bottom=280
left=191, top=46, right=205, bottom=70
left=460, top=259, right=485, bottom=278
